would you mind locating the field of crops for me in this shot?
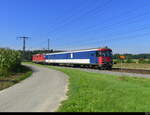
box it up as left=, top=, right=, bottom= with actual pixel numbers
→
left=0, top=48, right=21, bottom=77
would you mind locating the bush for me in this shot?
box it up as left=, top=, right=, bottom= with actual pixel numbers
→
left=138, top=58, right=150, bottom=64
left=0, top=48, right=21, bottom=77
left=114, top=59, right=126, bottom=64
left=125, top=59, right=134, bottom=63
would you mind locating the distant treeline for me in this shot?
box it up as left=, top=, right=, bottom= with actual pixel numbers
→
left=113, top=54, right=150, bottom=59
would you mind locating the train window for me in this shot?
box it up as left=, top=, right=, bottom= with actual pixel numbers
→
left=91, top=54, right=94, bottom=56
left=96, top=51, right=102, bottom=57
left=96, top=52, right=99, bottom=57
left=71, top=53, right=73, bottom=59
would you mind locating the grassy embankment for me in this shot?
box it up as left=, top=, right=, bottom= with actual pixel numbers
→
left=0, top=49, right=32, bottom=91
left=28, top=62, right=150, bottom=112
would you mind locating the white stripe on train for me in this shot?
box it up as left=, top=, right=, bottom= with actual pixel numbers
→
left=45, top=59, right=90, bottom=64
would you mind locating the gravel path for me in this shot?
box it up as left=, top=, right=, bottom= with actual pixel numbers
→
left=0, top=64, right=68, bottom=112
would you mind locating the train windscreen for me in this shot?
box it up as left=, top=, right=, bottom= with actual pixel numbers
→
left=97, top=50, right=113, bottom=57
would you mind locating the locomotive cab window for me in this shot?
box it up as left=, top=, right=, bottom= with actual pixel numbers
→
left=97, top=51, right=112, bottom=57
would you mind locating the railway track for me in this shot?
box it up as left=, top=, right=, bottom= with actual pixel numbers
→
left=61, top=66, right=150, bottom=78
left=50, top=64, right=150, bottom=75
left=111, top=68, right=150, bottom=75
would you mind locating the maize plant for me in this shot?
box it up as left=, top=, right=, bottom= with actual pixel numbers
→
left=0, top=48, right=21, bottom=77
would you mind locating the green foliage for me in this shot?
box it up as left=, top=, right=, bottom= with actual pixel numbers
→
left=113, top=53, right=150, bottom=59
left=114, top=58, right=149, bottom=64
left=0, top=48, right=21, bottom=77
left=125, top=59, right=134, bottom=63
left=0, top=65, right=32, bottom=91
left=114, top=59, right=125, bottom=64
left=138, top=59, right=150, bottom=64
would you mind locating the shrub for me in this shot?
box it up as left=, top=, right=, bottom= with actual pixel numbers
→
left=0, top=48, right=21, bottom=77
left=138, top=58, right=150, bottom=64
left=125, top=59, right=134, bottom=63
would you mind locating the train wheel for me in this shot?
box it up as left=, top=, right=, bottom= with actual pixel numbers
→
left=98, top=67, right=102, bottom=70
left=100, top=67, right=105, bottom=70
left=107, top=66, right=112, bottom=70
left=103, top=67, right=106, bottom=70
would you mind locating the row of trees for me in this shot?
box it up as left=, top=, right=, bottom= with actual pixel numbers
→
left=113, top=54, right=150, bottom=64
left=113, top=54, right=150, bottom=59
left=114, top=58, right=150, bottom=64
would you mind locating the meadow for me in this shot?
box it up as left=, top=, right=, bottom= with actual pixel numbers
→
left=54, top=67, right=150, bottom=112
left=28, top=63, right=150, bottom=112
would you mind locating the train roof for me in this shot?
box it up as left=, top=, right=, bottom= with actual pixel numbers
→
left=45, top=47, right=112, bottom=55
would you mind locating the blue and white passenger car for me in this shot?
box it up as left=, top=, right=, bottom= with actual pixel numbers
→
left=43, top=48, right=113, bottom=69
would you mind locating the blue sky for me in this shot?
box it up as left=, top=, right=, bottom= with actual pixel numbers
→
left=0, top=0, right=150, bottom=54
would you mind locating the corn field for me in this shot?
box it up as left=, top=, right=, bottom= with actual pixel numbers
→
left=0, top=48, right=21, bottom=77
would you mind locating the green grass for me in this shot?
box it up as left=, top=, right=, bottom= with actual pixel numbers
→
left=26, top=62, right=150, bottom=112
left=54, top=68, right=150, bottom=112
left=0, top=65, right=32, bottom=91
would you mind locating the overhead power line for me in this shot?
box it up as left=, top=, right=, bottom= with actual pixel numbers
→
left=52, top=4, right=150, bottom=46
left=58, top=25, right=150, bottom=49
left=33, top=1, right=150, bottom=51
left=49, top=1, right=150, bottom=40
left=48, top=0, right=112, bottom=37
left=48, top=0, right=94, bottom=30
left=52, top=2, right=150, bottom=41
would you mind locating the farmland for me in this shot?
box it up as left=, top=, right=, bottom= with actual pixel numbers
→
left=27, top=63, right=150, bottom=112
left=51, top=66, right=150, bottom=112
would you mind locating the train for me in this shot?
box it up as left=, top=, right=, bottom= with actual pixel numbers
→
left=32, top=47, right=113, bottom=70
